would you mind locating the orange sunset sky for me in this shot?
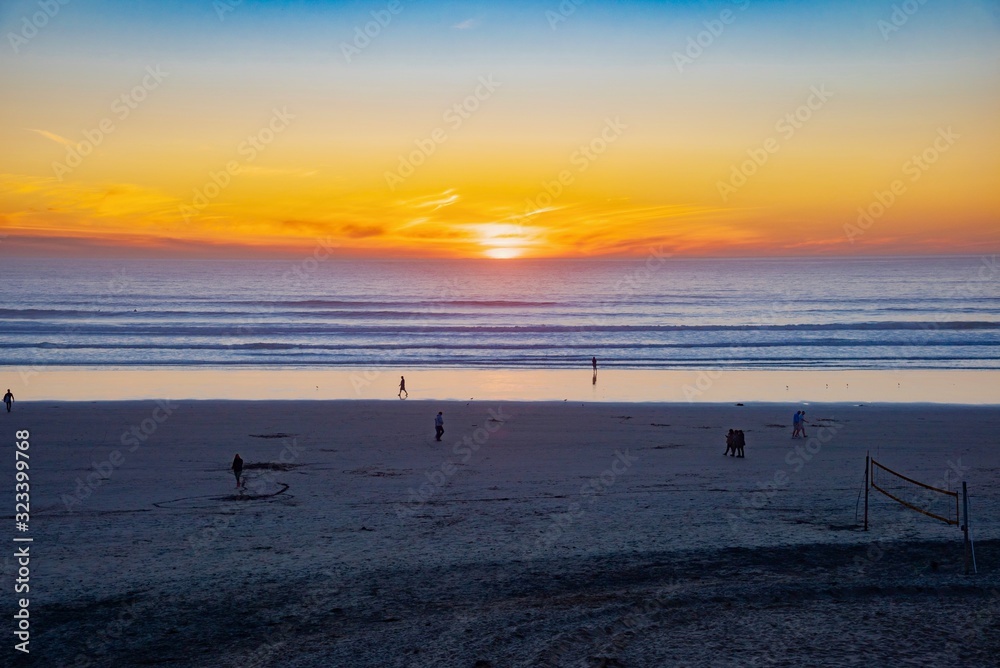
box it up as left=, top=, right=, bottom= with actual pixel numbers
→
left=1, top=0, right=998, bottom=259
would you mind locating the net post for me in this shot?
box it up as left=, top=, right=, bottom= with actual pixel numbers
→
left=864, top=453, right=869, bottom=531
left=962, top=481, right=970, bottom=576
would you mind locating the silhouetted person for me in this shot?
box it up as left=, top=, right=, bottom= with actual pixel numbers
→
left=736, top=430, right=746, bottom=458
left=398, top=376, right=408, bottom=399
left=725, top=429, right=735, bottom=456
left=792, top=411, right=802, bottom=438
left=232, top=453, right=244, bottom=488
left=3, top=389, right=12, bottom=413
left=592, top=356, right=597, bottom=371
left=434, top=411, right=444, bottom=441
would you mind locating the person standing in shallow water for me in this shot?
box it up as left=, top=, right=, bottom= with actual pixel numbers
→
left=592, top=357, right=597, bottom=371
left=398, top=376, right=408, bottom=399
left=434, top=411, right=444, bottom=441
left=3, top=389, right=12, bottom=413
left=232, top=453, right=244, bottom=488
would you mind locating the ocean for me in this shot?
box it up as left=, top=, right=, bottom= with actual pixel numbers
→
left=1, top=255, right=998, bottom=370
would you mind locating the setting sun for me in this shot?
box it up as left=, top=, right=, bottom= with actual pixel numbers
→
left=484, top=247, right=523, bottom=259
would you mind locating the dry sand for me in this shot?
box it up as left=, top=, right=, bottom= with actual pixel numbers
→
left=10, top=400, right=1000, bottom=666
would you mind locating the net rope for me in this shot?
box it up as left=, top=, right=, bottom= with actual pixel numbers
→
left=870, top=458, right=959, bottom=526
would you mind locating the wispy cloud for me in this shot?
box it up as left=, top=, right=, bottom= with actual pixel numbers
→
left=452, top=18, right=479, bottom=30
left=28, top=129, right=76, bottom=147
left=406, top=189, right=460, bottom=212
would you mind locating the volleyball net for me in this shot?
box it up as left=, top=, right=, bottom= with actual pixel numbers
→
left=863, top=454, right=975, bottom=574
left=869, top=457, right=960, bottom=526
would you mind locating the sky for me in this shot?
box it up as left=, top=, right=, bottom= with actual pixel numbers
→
left=0, top=0, right=998, bottom=259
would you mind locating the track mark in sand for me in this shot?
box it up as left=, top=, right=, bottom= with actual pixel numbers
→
left=244, top=462, right=304, bottom=471
left=249, top=433, right=297, bottom=439
left=650, top=423, right=670, bottom=427
left=765, top=423, right=786, bottom=428
left=153, top=483, right=291, bottom=508
left=344, top=467, right=410, bottom=477
left=221, top=484, right=291, bottom=501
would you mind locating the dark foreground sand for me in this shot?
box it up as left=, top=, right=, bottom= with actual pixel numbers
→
left=8, top=401, right=1000, bottom=666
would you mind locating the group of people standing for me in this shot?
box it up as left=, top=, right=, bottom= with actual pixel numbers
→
left=724, top=429, right=746, bottom=457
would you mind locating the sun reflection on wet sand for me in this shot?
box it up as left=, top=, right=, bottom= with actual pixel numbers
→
left=11, top=367, right=1000, bottom=404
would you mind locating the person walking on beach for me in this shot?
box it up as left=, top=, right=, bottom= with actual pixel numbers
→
left=434, top=411, right=444, bottom=442
left=797, top=412, right=808, bottom=438
left=724, top=429, right=735, bottom=456
left=3, top=389, right=12, bottom=413
left=791, top=411, right=802, bottom=438
left=398, top=376, right=408, bottom=399
left=232, top=453, right=244, bottom=488
left=592, top=356, right=597, bottom=371
left=735, top=430, right=746, bottom=458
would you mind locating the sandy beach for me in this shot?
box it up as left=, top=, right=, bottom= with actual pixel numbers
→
left=12, top=400, right=1000, bottom=666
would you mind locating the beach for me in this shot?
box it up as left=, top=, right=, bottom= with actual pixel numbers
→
left=14, top=399, right=1000, bottom=666
left=4, top=0, right=998, bottom=663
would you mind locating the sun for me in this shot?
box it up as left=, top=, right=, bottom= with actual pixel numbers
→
left=472, top=223, right=535, bottom=259
left=484, top=247, right=524, bottom=259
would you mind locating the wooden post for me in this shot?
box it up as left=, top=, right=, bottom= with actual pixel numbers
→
left=962, top=482, right=969, bottom=575
left=864, top=453, right=869, bottom=531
